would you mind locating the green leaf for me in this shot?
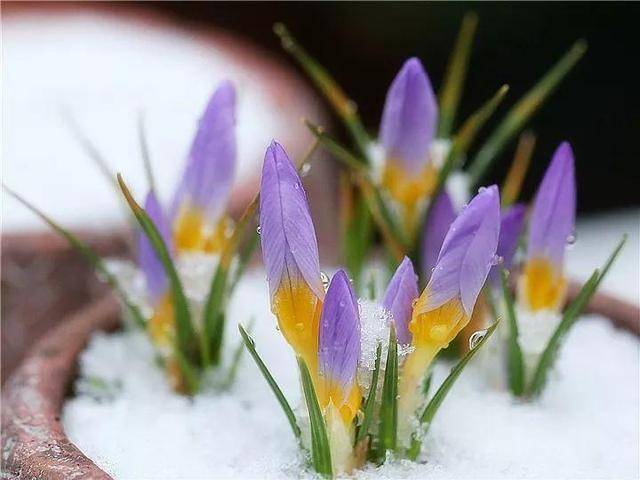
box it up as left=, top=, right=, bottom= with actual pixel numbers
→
left=438, top=12, right=478, bottom=138
left=3, top=185, right=147, bottom=330
left=501, top=270, right=525, bottom=396
left=408, top=321, right=499, bottom=460
left=274, top=23, right=371, bottom=160
left=467, top=40, right=587, bottom=187
left=342, top=182, right=374, bottom=292
left=238, top=324, right=301, bottom=439
left=203, top=266, right=228, bottom=366
left=117, top=175, right=199, bottom=377
left=356, top=343, right=382, bottom=445
left=379, top=325, right=399, bottom=456
left=298, top=358, right=333, bottom=478
left=527, top=235, right=626, bottom=397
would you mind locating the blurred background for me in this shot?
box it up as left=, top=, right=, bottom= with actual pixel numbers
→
left=2, top=2, right=639, bottom=381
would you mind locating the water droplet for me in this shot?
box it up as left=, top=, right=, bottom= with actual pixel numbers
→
left=294, top=182, right=300, bottom=190
left=295, top=322, right=304, bottom=331
left=320, top=271, right=330, bottom=291
left=492, top=255, right=504, bottom=266
left=566, top=231, right=577, bottom=246
left=411, top=299, right=418, bottom=308
left=478, top=186, right=487, bottom=193
left=339, top=300, right=345, bottom=308
left=469, top=328, right=488, bottom=350
left=256, top=225, right=262, bottom=235
left=300, top=163, right=312, bottom=177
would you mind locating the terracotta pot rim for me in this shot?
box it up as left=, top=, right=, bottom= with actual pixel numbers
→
left=2, top=286, right=638, bottom=478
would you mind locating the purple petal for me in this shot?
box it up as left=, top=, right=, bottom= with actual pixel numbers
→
left=172, top=80, right=236, bottom=221
left=489, top=204, right=526, bottom=286
left=379, top=57, right=438, bottom=173
left=383, top=256, right=419, bottom=345
left=318, top=269, right=360, bottom=395
left=138, top=191, right=171, bottom=303
left=259, top=140, right=324, bottom=300
left=527, top=141, right=576, bottom=267
left=427, top=185, right=501, bottom=316
left=421, top=191, right=457, bottom=283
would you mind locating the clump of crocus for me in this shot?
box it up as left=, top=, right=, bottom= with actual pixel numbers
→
left=7, top=80, right=258, bottom=395
left=468, top=142, right=625, bottom=398
left=240, top=141, right=501, bottom=477
left=275, top=17, right=587, bottom=290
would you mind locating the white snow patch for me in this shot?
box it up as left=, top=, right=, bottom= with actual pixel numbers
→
left=63, top=272, right=639, bottom=479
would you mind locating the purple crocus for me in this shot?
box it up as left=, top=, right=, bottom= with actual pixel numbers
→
left=318, top=269, right=361, bottom=411
left=380, top=58, right=438, bottom=174
left=259, top=140, right=324, bottom=369
left=383, top=257, right=419, bottom=345
left=172, top=80, right=236, bottom=252
left=138, top=191, right=171, bottom=305
left=519, top=142, right=576, bottom=311
left=398, top=185, right=501, bottom=446
left=488, top=203, right=526, bottom=286
left=421, top=191, right=457, bottom=283
left=379, top=58, right=439, bottom=233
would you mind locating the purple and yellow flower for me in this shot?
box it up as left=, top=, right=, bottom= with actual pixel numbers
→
left=317, top=269, right=361, bottom=473
left=172, top=81, right=236, bottom=254
left=259, top=140, right=325, bottom=372
left=383, top=256, right=419, bottom=345
left=488, top=203, right=526, bottom=286
left=398, top=185, right=500, bottom=444
left=421, top=191, right=457, bottom=283
left=138, top=191, right=185, bottom=389
left=379, top=58, right=439, bottom=233
left=519, top=142, right=575, bottom=312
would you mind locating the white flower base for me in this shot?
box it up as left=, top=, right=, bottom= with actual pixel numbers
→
left=63, top=271, right=639, bottom=479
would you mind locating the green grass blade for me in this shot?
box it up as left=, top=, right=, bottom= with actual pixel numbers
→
left=239, top=324, right=301, bottom=438
left=438, top=12, right=478, bottom=138
left=467, top=40, right=587, bottom=187
left=342, top=179, right=374, bottom=292
left=274, top=23, right=371, bottom=160
left=408, top=321, right=499, bottom=459
left=203, top=267, right=228, bottom=366
left=117, top=175, right=199, bottom=372
left=501, top=131, right=536, bottom=207
left=298, top=358, right=333, bottom=477
left=3, top=185, right=146, bottom=330
left=356, top=343, right=382, bottom=445
left=528, top=235, right=626, bottom=397
left=379, top=325, right=399, bottom=456
left=501, top=270, right=525, bottom=396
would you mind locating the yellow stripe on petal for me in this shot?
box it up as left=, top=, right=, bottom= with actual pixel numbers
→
left=318, top=380, right=362, bottom=425
left=382, top=160, right=438, bottom=235
left=519, top=257, right=567, bottom=311
left=272, top=277, right=322, bottom=372
left=409, top=294, right=469, bottom=350
left=173, top=204, right=232, bottom=254
left=148, top=293, right=175, bottom=352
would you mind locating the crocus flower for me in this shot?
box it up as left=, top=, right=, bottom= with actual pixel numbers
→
left=397, top=185, right=500, bottom=445
left=383, top=256, right=419, bottom=345
left=519, top=142, right=575, bottom=311
left=317, top=269, right=361, bottom=474
left=488, top=203, right=526, bottom=287
left=379, top=58, right=439, bottom=233
left=172, top=80, right=236, bottom=253
left=260, top=140, right=325, bottom=372
left=421, top=191, right=456, bottom=283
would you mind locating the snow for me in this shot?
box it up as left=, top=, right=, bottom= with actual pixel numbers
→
left=63, top=271, right=639, bottom=479
left=2, top=10, right=316, bottom=232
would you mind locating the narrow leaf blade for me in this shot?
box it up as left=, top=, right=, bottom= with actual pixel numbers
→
left=379, top=325, right=399, bottom=456
left=528, top=235, right=626, bottom=397
left=501, top=270, right=525, bottom=396
left=356, top=343, right=382, bottom=444
left=239, top=325, right=301, bottom=439
left=298, top=358, right=333, bottom=477
left=467, top=40, right=587, bottom=186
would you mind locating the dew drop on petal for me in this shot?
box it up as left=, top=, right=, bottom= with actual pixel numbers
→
left=321, top=271, right=330, bottom=291
left=256, top=225, right=262, bottom=235
left=492, top=255, right=504, bottom=266
left=300, top=163, right=312, bottom=177
left=566, top=231, right=577, bottom=246
left=478, top=186, right=487, bottom=193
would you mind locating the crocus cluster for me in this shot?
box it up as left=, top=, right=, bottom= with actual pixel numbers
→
left=138, top=81, right=238, bottom=391
left=251, top=140, right=501, bottom=476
